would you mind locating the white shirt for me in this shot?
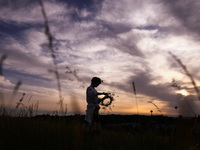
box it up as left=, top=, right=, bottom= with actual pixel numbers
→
left=86, top=85, right=99, bottom=104
left=85, top=85, right=99, bottom=123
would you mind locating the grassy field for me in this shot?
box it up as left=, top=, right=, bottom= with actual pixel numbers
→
left=0, top=114, right=200, bottom=150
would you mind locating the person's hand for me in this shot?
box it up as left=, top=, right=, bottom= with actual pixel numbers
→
left=103, top=94, right=110, bottom=99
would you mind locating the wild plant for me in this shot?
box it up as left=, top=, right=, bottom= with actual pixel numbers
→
left=0, top=54, right=23, bottom=115
left=65, top=66, right=86, bottom=88
left=171, top=78, right=181, bottom=89
left=0, top=54, right=7, bottom=76
left=10, top=81, right=22, bottom=102
left=169, top=51, right=200, bottom=100
left=38, top=0, right=64, bottom=115
left=0, top=54, right=7, bottom=103
left=13, top=93, right=39, bottom=117
left=169, top=52, right=200, bottom=149
left=148, top=101, right=162, bottom=115
left=0, top=105, right=7, bottom=116
left=15, top=93, right=26, bottom=110
left=132, top=81, right=139, bottom=114
left=169, top=52, right=199, bottom=116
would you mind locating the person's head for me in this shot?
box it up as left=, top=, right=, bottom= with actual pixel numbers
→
left=91, top=77, right=102, bottom=87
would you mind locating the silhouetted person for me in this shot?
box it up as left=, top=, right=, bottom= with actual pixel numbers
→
left=83, top=77, right=108, bottom=133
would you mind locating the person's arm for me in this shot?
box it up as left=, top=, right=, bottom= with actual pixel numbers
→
left=97, top=92, right=108, bottom=96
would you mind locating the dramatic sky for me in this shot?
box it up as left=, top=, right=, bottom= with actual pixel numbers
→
left=1, top=0, right=200, bottom=116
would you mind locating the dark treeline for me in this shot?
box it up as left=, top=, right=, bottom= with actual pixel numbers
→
left=33, top=114, right=179, bottom=124
left=1, top=114, right=200, bottom=150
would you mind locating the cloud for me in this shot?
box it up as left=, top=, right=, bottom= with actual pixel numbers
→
left=130, top=73, right=175, bottom=102
left=111, top=34, right=144, bottom=57
left=1, top=0, right=200, bottom=115
left=0, top=45, right=51, bottom=74
left=0, top=76, right=13, bottom=87
left=63, top=0, right=104, bottom=22
left=161, top=0, right=200, bottom=39
left=94, top=20, right=133, bottom=38
left=104, top=68, right=177, bottom=108
left=0, top=0, right=41, bottom=24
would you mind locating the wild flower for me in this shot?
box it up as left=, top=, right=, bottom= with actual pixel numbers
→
left=100, top=95, right=114, bottom=107
left=150, top=110, right=153, bottom=114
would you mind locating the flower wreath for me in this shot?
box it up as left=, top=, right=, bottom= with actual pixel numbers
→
left=100, top=96, right=114, bottom=107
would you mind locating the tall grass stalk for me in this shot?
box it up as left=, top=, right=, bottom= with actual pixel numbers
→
left=28, top=95, right=33, bottom=103
left=169, top=51, right=200, bottom=100
left=184, top=97, right=196, bottom=116
left=132, top=82, right=139, bottom=114
left=11, top=81, right=22, bottom=100
left=148, top=101, right=162, bottom=115
left=0, top=54, right=7, bottom=103
left=38, top=0, right=64, bottom=114
left=169, top=52, right=200, bottom=149
left=8, top=80, right=22, bottom=109
left=13, top=93, right=39, bottom=117
left=0, top=54, right=7, bottom=76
